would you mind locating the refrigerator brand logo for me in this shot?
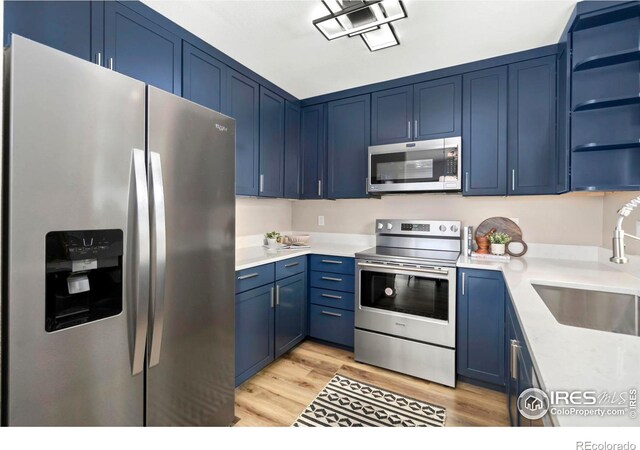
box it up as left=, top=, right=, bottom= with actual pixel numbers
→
left=215, top=123, right=228, bottom=132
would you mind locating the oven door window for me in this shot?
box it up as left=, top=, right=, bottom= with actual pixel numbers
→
left=370, top=148, right=445, bottom=185
left=360, top=270, right=449, bottom=320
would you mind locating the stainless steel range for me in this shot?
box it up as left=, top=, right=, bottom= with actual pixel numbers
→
left=355, top=219, right=461, bottom=387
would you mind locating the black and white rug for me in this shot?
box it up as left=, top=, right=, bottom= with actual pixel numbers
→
left=292, top=374, right=446, bottom=427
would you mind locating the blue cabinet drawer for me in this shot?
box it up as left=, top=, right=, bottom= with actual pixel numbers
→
left=309, top=288, right=354, bottom=311
left=235, top=263, right=275, bottom=293
left=275, top=256, right=306, bottom=280
left=309, top=271, right=355, bottom=293
left=309, top=255, right=355, bottom=275
left=309, top=304, right=354, bottom=348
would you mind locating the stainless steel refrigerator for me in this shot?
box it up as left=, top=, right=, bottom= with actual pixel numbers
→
left=2, top=35, right=236, bottom=426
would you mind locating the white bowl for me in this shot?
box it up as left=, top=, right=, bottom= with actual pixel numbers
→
left=288, top=235, right=310, bottom=245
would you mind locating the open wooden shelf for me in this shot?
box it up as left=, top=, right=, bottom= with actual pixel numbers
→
left=573, top=48, right=640, bottom=72
left=572, top=140, right=640, bottom=153
left=572, top=3, right=639, bottom=31
left=573, top=95, right=640, bottom=112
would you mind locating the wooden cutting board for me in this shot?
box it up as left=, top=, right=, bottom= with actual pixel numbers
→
left=475, top=217, right=523, bottom=241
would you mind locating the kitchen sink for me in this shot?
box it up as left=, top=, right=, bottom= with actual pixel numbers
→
left=531, top=284, right=639, bottom=337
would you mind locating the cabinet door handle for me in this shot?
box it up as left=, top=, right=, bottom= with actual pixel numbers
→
left=512, top=169, right=516, bottom=192
left=465, top=172, right=469, bottom=192
left=321, top=259, right=342, bottom=264
left=237, top=272, right=259, bottom=280
left=95, top=52, right=102, bottom=66
left=414, top=120, right=418, bottom=139
left=407, top=121, right=411, bottom=139
left=461, top=272, right=465, bottom=295
left=321, top=276, right=342, bottom=282
left=317, top=179, right=322, bottom=197
left=108, top=57, right=114, bottom=70
left=284, top=262, right=300, bottom=268
left=260, top=174, right=265, bottom=193
left=276, top=285, right=280, bottom=306
left=510, top=339, right=520, bottom=379
left=321, top=293, right=342, bottom=299
left=321, top=310, right=342, bottom=317
left=270, top=287, right=275, bottom=309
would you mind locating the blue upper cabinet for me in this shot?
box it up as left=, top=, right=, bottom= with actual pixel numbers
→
left=104, top=1, right=181, bottom=95
left=457, top=268, right=506, bottom=387
left=300, top=104, right=327, bottom=199
left=284, top=101, right=302, bottom=199
left=225, top=69, right=260, bottom=196
left=4, top=1, right=100, bottom=63
left=327, top=95, right=371, bottom=199
left=413, top=76, right=462, bottom=140
left=462, top=66, right=508, bottom=196
left=259, top=87, right=286, bottom=198
left=182, top=42, right=227, bottom=113
left=371, top=86, right=413, bottom=145
left=508, top=56, right=557, bottom=195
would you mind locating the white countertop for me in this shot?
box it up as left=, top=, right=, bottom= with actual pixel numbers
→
left=459, top=255, right=640, bottom=427
left=235, top=243, right=371, bottom=271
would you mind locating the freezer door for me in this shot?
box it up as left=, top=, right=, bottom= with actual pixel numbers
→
left=3, top=36, right=147, bottom=425
left=146, top=87, right=236, bottom=426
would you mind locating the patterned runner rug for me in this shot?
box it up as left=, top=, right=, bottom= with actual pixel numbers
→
left=292, top=374, right=446, bottom=427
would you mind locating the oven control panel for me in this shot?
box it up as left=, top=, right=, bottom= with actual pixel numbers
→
left=376, top=220, right=461, bottom=237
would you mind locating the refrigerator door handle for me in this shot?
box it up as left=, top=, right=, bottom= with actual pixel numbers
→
left=149, top=151, right=167, bottom=368
left=131, top=148, right=151, bottom=376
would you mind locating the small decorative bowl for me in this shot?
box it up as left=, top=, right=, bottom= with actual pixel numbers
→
left=288, top=234, right=310, bottom=245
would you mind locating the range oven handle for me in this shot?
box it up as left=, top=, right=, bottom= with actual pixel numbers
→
left=357, top=262, right=449, bottom=276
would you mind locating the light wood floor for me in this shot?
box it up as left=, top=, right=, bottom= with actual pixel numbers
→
left=234, top=340, right=510, bottom=427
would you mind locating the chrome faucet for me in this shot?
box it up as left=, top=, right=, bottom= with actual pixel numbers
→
left=610, top=195, right=640, bottom=264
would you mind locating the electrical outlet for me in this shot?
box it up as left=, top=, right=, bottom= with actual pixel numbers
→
left=509, top=217, right=520, bottom=225
left=318, top=215, right=325, bottom=226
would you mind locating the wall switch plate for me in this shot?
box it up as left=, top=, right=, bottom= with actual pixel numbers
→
left=318, top=215, right=325, bottom=226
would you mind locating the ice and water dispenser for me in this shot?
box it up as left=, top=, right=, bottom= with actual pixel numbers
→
left=45, top=230, right=123, bottom=332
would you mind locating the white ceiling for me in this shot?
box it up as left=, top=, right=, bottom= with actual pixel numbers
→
left=142, top=0, right=577, bottom=99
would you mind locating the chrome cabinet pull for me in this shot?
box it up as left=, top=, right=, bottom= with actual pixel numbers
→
left=465, top=172, right=469, bottom=192
left=270, top=287, right=275, bottom=308
left=321, top=259, right=342, bottom=264
left=414, top=119, right=418, bottom=139
left=260, top=174, right=264, bottom=193
left=462, top=272, right=466, bottom=296
left=276, top=285, right=280, bottom=306
left=321, top=276, right=342, bottom=282
left=407, top=121, right=411, bottom=139
left=512, top=169, right=516, bottom=191
left=318, top=179, right=322, bottom=197
left=510, top=339, right=520, bottom=379
left=321, top=293, right=342, bottom=299
left=284, top=262, right=300, bottom=268
left=95, top=52, right=102, bottom=66
left=108, top=57, right=114, bottom=70
left=237, top=272, right=259, bottom=280
left=321, top=310, right=342, bottom=317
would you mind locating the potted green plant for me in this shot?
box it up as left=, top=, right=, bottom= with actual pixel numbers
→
left=265, top=231, right=281, bottom=249
left=487, top=231, right=511, bottom=256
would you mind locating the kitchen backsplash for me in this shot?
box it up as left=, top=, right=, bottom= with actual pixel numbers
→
left=236, top=197, right=293, bottom=237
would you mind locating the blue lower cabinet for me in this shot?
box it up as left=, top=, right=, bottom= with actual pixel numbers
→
left=309, top=304, right=354, bottom=348
left=309, top=271, right=355, bottom=293
left=309, top=255, right=355, bottom=275
left=309, top=288, right=354, bottom=311
left=235, top=284, right=274, bottom=386
left=275, top=273, right=307, bottom=358
left=457, top=268, right=506, bottom=387
left=235, top=263, right=275, bottom=294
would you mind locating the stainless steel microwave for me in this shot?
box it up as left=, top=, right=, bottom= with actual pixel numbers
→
left=367, top=137, right=461, bottom=193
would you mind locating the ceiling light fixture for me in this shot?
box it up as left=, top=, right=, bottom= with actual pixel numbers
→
left=313, top=0, right=407, bottom=52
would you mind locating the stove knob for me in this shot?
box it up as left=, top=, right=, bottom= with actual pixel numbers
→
left=450, top=225, right=459, bottom=233
left=387, top=223, right=393, bottom=230
left=439, top=225, right=447, bottom=232
left=377, top=222, right=383, bottom=230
